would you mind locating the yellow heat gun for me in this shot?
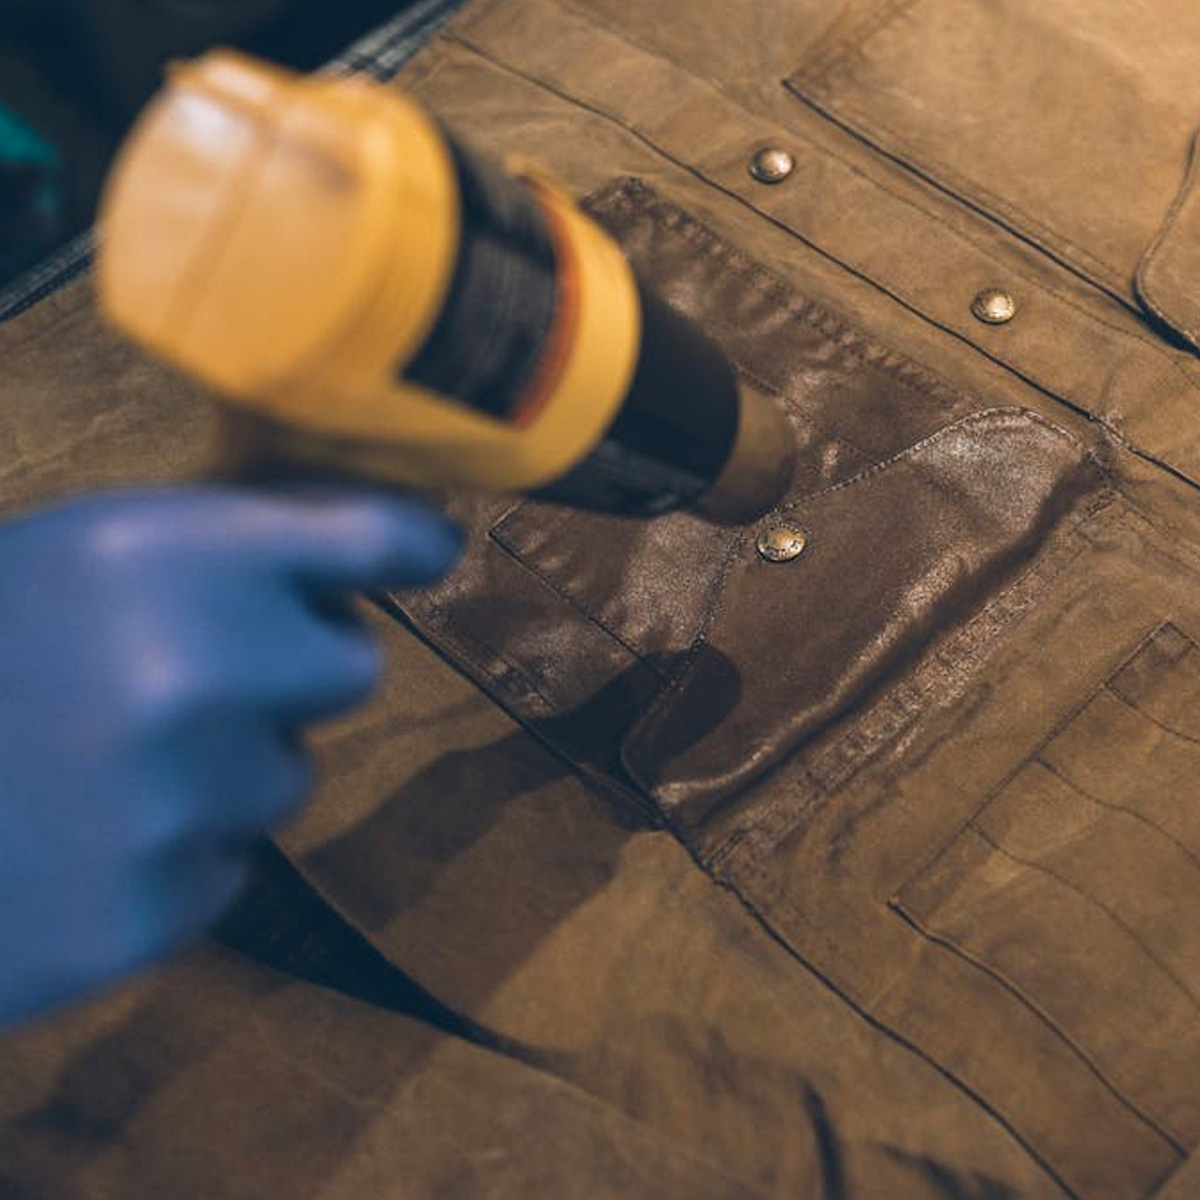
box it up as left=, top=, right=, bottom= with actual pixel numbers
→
left=97, top=50, right=796, bottom=523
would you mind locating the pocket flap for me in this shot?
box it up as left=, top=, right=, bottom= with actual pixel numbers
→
left=621, top=410, right=1106, bottom=829
left=1137, top=130, right=1200, bottom=354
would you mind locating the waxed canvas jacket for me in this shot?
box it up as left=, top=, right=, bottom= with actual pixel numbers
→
left=5, top=2, right=1200, bottom=1198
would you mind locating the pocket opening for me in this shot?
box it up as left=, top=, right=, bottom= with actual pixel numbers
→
left=896, top=622, right=1200, bottom=1153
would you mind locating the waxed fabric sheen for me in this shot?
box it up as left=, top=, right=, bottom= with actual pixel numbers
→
left=9, top=2, right=1200, bottom=1199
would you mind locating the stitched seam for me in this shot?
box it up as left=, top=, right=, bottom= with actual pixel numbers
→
left=386, top=595, right=666, bottom=825
left=1038, top=752, right=1200, bottom=880
left=447, top=34, right=1200, bottom=418
left=403, top=603, right=666, bottom=829
left=890, top=620, right=1180, bottom=896
left=734, top=361, right=885, bottom=473
left=1137, top=131, right=1200, bottom=347
left=1117, top=494, right=1200, bottom=579
left=774, top=408, right=1106, bottom=513
left=593, top=178, right=975, bottom=403
left=889, top=898, right=1188, bottom=1157
left=1139, top=266, right=1187, bottom=346
left=968, top=821, right=1200, bottom=1017
left=602, top=182, right=978, bottom=405
left=399, top=594, right=561, bottom=715
left=487, top=523, right=678, bottom=674
left=808, top=492, right=1116, bottom=788
left=545, top=0, right=909, bottom=128
left=784, top=84, right=1129, bottom=294
left=702, top=489, right=1118, bottom=858
left=1105, top=683, right=1200, bottom=748
left=461, top=27, right=972, bottom=336
left=771, top=83, right=1172, bottom=362
left=623, top=530, right=753, bottom=755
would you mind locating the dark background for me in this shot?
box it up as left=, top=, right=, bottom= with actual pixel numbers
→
left=0, top=0, right=417, bottom=286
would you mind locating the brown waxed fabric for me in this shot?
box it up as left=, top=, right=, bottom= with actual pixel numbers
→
left=11, top=2, right=1200, bottom=1198
left=0, top=944, right=771, bottom=1200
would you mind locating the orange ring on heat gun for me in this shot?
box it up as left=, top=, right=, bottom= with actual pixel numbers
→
left=510, top=191, right=586, bottom=429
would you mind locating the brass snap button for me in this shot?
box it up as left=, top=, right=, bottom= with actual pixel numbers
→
left=749, top=147, right=795, bottom=185
left=971, top=288, right=1018, bottom=325
left=756, top=525, right=808, bottom=563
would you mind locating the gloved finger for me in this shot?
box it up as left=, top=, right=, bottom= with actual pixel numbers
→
left=232, top=611, right=385, bottom=721
left=132, top=839, right=252, bottom=966
left=81, top=840, right=251, bottom=986
left=29, top=487, right=461, bottom=592
left=132, top=592, right=385, bottom=730
left=220, top=489, right=464, bottom=591
left=170, top=726, right=315, bottom=839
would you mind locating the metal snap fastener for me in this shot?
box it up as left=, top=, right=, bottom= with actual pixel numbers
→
left=971, top=288, right=1018, bottom=325
left=756, top=526, right=807, bottom=563
left=749, top=147, right=795, bottom=185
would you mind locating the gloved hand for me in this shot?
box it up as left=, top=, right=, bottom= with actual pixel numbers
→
left=0, top=486, right=462, bottom=1029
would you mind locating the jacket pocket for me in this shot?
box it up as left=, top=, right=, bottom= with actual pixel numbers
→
left=787, top=0, right=1200, bottom=315
left=449, top=182, right=1108, bottom=825
left=399, top=180, right=1108, bottom=834
left=620, top=408, right=1104, bottom=830
left=896, top=621, right=1200, bottom=1151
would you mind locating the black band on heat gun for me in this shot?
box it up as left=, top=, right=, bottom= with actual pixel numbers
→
left=535, top=281, right=741, bottom=515
left=403, top=135, right=559, bottom=421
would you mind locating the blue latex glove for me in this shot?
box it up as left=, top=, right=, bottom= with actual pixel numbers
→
left=0, top=486, right=461, bottom=1028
